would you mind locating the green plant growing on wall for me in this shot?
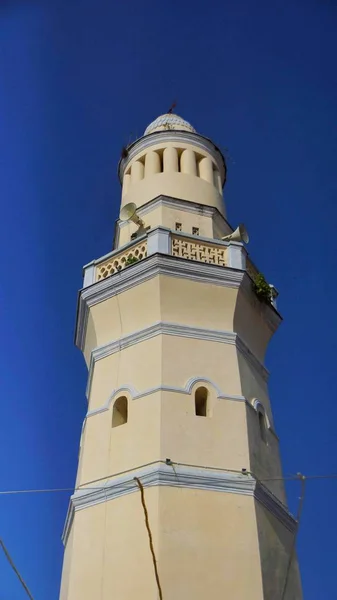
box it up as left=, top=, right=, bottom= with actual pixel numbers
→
left=125, top=255, right=139, bottom=266
left=254, top=273, right=272, bottom=304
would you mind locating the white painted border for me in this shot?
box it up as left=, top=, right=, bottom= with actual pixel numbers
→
left=85, top=322, right=269, bottom=400
left=252, top=398, right=271, bottom=429
left=62, top=462, right=296, bottom=546
left=86, top=377, right=246, bottom=418
left=84, top=376, right=279, bottom=439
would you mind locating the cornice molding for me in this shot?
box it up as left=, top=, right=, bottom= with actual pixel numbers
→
left=62, top=463, right=296, bottom=546
left=75, top=254, right=247, bottom=351
left=118, top=195, right=230, bottom=231
left=85, top=321, right=269, bottom=400
left=114, top=195, right=232, bottom=250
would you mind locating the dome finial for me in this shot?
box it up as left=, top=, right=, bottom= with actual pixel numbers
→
left=167, top=101, right=177, bottom=114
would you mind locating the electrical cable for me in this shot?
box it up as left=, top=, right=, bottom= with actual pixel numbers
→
left=262, top=473, right=337, bottom=482
left=0, top=538, right=34, bottom=600
left=134, top=477, right=163, bottom=600
left=0, top=469, right=336, bottom=496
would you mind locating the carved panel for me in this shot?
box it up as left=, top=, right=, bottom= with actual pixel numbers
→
left=96, top=241, right=147, bottom=281
left=172, top=237, right=227, bottom=266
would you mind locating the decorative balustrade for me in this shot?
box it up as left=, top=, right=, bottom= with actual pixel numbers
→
left=84, top=229, right=250, bottom=289
left=96, top=240, right=147, bottom=282
left=172, top=235, right=227, bottom=267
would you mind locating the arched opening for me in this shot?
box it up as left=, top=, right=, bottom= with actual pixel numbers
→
left=258, top=410, right=267, bottom=443
left=195, top=386, right=208, bottom=417
left=112, top=396, right=128, bottom=428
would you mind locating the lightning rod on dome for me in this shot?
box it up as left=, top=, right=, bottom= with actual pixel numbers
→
left=167, top=101, right=177, bottom=114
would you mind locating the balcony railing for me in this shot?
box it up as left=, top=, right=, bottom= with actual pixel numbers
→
left=96, top=240, right=148, bottom=281
left=83, top=227, right=248, bottom=287
left=171, top=235, right=227, bottom=266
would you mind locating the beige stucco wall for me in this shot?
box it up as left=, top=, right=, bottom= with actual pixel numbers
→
left=255, top=502, right=302, bottom=599
left=64, top=489, right=159, bottom=600
left=59, top=523, right=74, bottom=600
left=159, top=389, right=250, bottom=471
left=64, top=259, right=296, bottom=597
left=120, top=139, right=225, bottom=217
left=234, top=285, right=276, bottom=363
left=116, top=202, right=229, bottom=249
left=79, top=390, right=162, bottom=484
left=122, top=171, right=224, bottom=212
left=84, top=275, right=274, bottom=374
left=62, top=487, right=269, bottom=600
left=79, top=270, right=284, bottom=484
left=83, top=276, right=161, bottom=365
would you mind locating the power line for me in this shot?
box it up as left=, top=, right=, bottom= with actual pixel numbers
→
left=0, top=538, right=34, bottom=600
left=261, top=473, right=337, bottom=482
left=0, top=470, right=336, bottom=496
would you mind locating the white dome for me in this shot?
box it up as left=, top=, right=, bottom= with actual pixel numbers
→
left=144, top=113, right=196, bottom=135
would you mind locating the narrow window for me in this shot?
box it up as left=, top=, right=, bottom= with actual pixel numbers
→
left=175, top=222, right=182, bottom=231
left=192, top=227, right=200, bottom=236
left=195, top=386, right=208, bottom=417
left=258, top=411, right=267, bottom=443
left=112, top=396, right=128, bottom=428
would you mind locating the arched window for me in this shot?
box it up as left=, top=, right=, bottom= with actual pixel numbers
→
left=258, top=410, right=267, bottom=443
left=195, top=386, right=208, bottom=417
left=112, top=396, right=128, bottom=428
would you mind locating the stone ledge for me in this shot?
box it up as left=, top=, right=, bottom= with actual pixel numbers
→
left=62, top=463, right=296, bottom=546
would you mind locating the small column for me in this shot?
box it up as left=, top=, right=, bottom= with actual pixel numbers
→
left=199, top=156, right=213, bottom=184
left=145, top=151, right=161, bottom=176
left=83, top=264, right=96, bottom=288
left=180, top=149, right=197, bottom=176
left=131, top=160, right=144, bottom=182
left=213, top=169, right=222, bottom=193
left=163, top=147, right=178, bottom=173
left=226, top=242, right=246, bottom=270
left=147, top=227, right=171, bottom=256
left=122, top=173, right=131, bottom=198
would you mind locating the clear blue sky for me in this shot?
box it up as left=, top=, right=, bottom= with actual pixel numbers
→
left=0, top=0, right=336, bottom=597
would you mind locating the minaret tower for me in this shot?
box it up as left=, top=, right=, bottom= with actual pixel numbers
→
left=60, top=113, right=302, bottom=599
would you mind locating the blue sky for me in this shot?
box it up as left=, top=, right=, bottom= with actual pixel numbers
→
left=0, top=0, right=336, bottom=597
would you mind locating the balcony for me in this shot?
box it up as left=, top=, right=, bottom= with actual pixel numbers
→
left=82, top=227, right=249, bottom=288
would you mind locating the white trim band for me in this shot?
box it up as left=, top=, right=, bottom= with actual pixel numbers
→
left=85, top=322, right=269, bottom=400
left=62, top=463, right=296, bottom=546
left=86, top=381, right=246, bottom=418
